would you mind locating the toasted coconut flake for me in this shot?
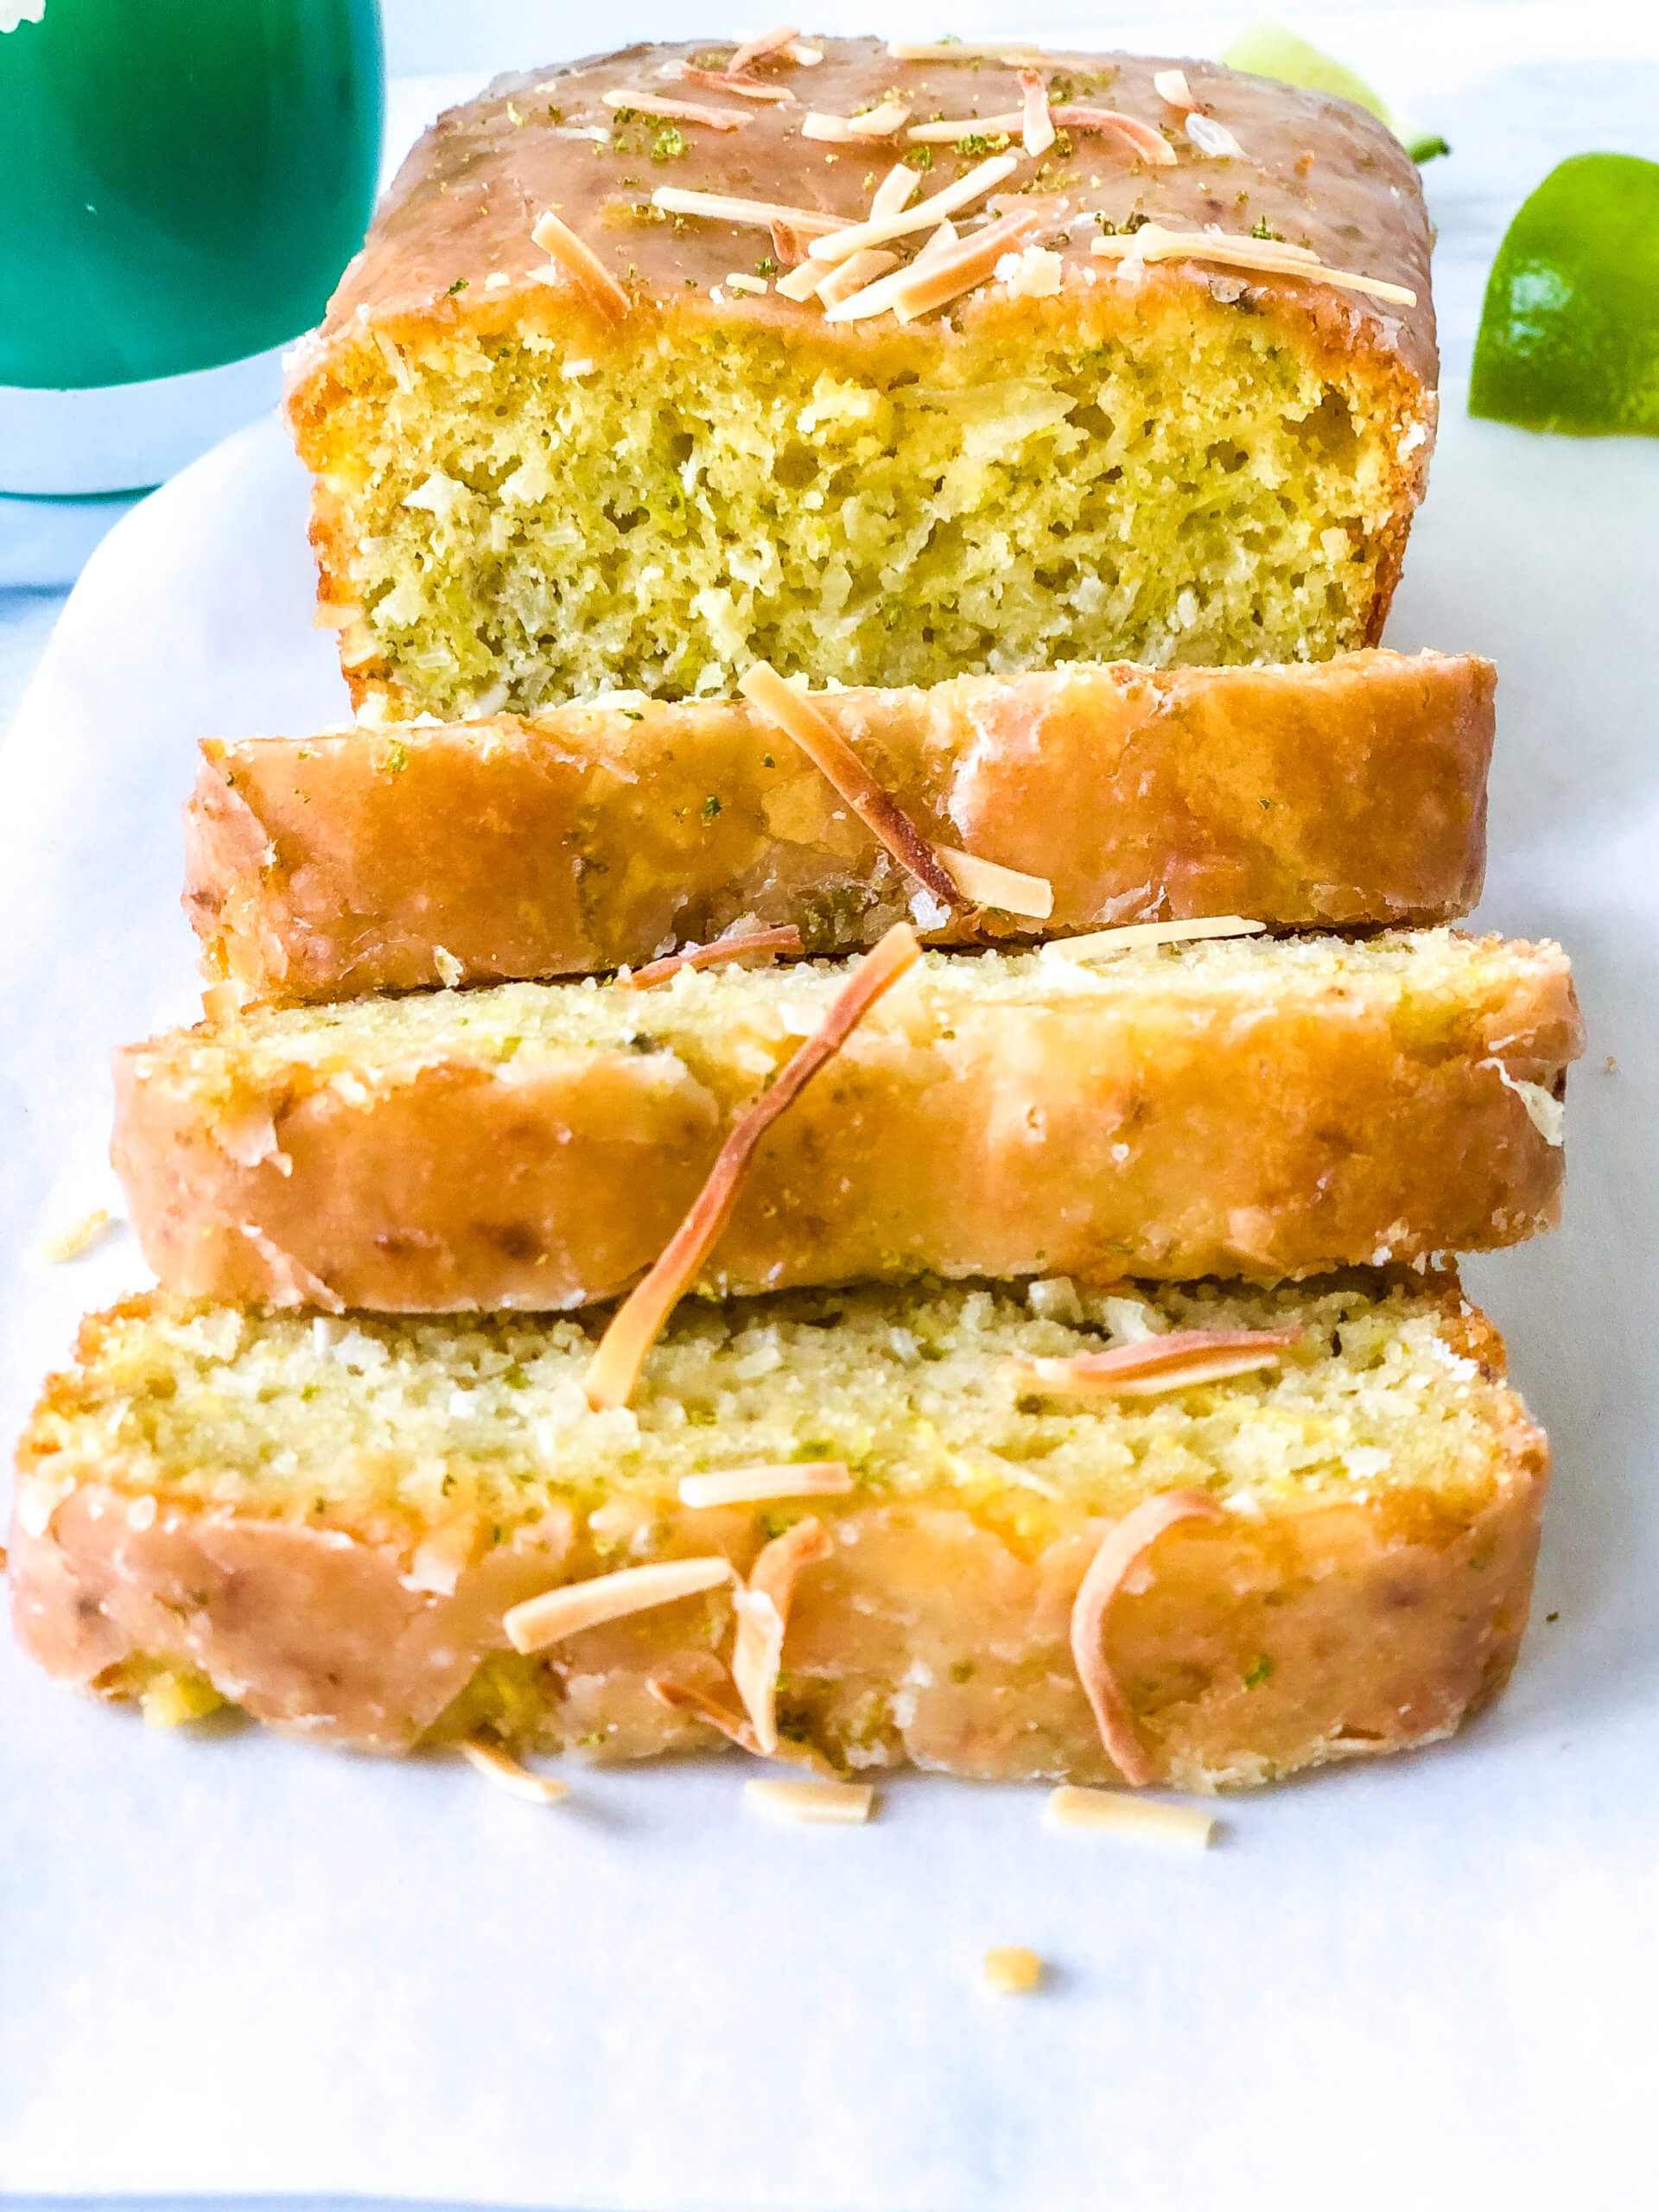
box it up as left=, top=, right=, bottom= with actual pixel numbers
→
left=530, top=208, right=631, bottom=319
left=1482, top=1059, right=1566, bottom=1146
left=776, top=257, right=826, bottom=300
left=1152, top=67, right=1199, bottom=113
left=733, top=1517, right=830, bottom=1753
left=504, top=1557, right=734, bottom=1653
left=769, top=217, right=807, bottom=265
left=905, top=111, right=1023, bottom=143
left=652, top=185, right=849, bottom=238
left=728, top=23, right=798, bottom=75
left=1011, top=1327, right=1302, bottom=1399
left=870, top=160, right=920, bottom=219
left=648, top=1673, right=765, bottom=1754
left=1090, top=221, right=1416, bottom=304
left=802, top=98, right=912, bottom=143
left=887, top=40, right=1065, bottom=64
left=983, top=1945, right=1044, bottom=1993
left=1049, top=105, right=1176, bottom=163
left=1071, top=1491, right=1226, bottom=1784
left=786, top=41, right=823, bottom=67
left=829, top=205, right=1052, bottom=323
left=1185, top=112, right=1245, bottom=159
left=1017, top=68, right=1055, bottom=156
left=935, top=844, right=1053, bottom=918
left=459, top=1738, right=571, bottom=1803
left=745, top=1777, right=874, bottom=1823
left=41, top=1208, right=114, bottom=1263
left=619, top=925, right=803, bottom=990
left=738, top=662, right=961, bottom=907
left=807, top=153, right=1019, bottom=264
left=678, top=1463, right=854, bottom=1510
left=1041, top=913, right=1266, bottom=960
left=725, top=270, right=770, bottom=295
left=679, top=66, right=796, bottom=104
left=814, top=246, right=899, bottom=308
left=1046, top=1783, right=1217, bottom=1849
left=602, top=88, right=751, bottom=130
left=911, top=218, right=959, bottom=266
left=994, top=244, right=1064, bottom=298
left=583, top=924, right=924, bottom=1409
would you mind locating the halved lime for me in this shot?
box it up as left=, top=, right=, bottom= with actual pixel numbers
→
left=1470, top=153, right=1659, bottom=437
left=1219, top=22, right=1448, bottom=162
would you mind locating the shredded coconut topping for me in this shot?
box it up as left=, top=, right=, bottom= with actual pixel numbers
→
left=678, top=65, right=796, bottom=104
left=582, top=925, right=923, bottom=1410
left=41, top=1208, right=115, bottom=1263
left=934, top=843, right=1054, bottom=918
left=1018, top=67, right=1055, bottom=157
left=1040, top=914, right=1266, bottom=960
left=652, top=185, right=850, bottom=237
left=677, top=1463, right=854, bottom=1510
left=618, top=925, right=803, bottom=990
left=504, top=1556, right=734, bottom=1652
left=1090, top=221, right=1417, bottom=305
left=806, top=153, right=1019, bottom=264
left=827, top=203, right=1053, bottom=321
left=728, top=23, right=800, bottom=76
left=1151, top=67, right=1199, bottom=112
left=602, top=87, right=752, bottom=130
left=983, top=1945, right=1044, bottom=1993
left=1185, top=112, right=1245, bottom=159
left=530, top=208, right=631, bottom=319
left=1070, top=1491, right=1226, bottom=1785
left=1046, top=1784, right=1217, bottom=1849
left=739, top=662, right=962, bottom=906
left=1049, top=105, right=1176, bottom=164
left=1011, top=1327, right=1303, bottom=1399
left=745, top=1777, right=874, bottom=1822
left=802, top=98, right=911, bottom=142
left=813, top=245, right=900, bottom=308
left=733, top=1516, right=830, bottom=1753
left=459, top=1737, right=572, bottom=1803
left=869, top=160, right=920, bottom=219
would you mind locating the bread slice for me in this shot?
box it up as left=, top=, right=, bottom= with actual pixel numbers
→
left=187, top=651, right=1494, bottom=1003
left=114, top=932, right=1580, bottom=1314
left=9, top=1273, right=1547, bottom=1790
left=287, top=40, right=1434, bottom=719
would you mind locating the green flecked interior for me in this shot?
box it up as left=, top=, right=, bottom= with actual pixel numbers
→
left=309, top=294, right=1406, bottom=715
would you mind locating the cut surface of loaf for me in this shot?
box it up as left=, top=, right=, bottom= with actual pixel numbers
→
left=113, top=932, right=1582, bottom=1312
left=188, top=651, right=1493, bottom=1002
left=10, top=1274, right=1547, bottom=1789
left=287, top=39, right=1435, bottom=719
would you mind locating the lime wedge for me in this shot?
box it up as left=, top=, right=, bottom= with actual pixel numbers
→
left=1470, top=153, right=1659, bottom=437
left=1219, top=22, right=1448, bottom=162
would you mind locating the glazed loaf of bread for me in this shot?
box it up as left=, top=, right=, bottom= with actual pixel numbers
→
left=9, top=1274, right=1546, bottom=1789
left=288, top=38, right=1436, bottom=719
left=188, top=651, right=1494, bottom=1002
left=112, top=932, right=1581, bottom=1313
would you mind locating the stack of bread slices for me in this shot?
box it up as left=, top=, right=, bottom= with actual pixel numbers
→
left=10, top=38, right=1584, bottom=1797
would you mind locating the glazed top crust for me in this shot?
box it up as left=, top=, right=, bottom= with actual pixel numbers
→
left=319, top=35, right=1436, bottom=386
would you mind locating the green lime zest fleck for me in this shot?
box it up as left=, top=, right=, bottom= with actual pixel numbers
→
left=1243, top=1653, right=1273, bottom=1689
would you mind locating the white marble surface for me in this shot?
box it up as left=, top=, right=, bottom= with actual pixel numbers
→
left=3, top=11, right=1659, bottom=2211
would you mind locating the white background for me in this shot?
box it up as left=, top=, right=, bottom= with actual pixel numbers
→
left=3, top=8, right=1659, bottom=2209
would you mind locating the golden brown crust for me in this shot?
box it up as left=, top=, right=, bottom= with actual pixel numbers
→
left=7, top=1287, right=1547, bottom=1788
left=111, top=937, right=1582, bottom=1311
left=185, top=651, right=1494, bottom=1001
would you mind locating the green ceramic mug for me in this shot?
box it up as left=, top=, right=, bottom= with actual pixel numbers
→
left=0, top=0, right=384, bottom=492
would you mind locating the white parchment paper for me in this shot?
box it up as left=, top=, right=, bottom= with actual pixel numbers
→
left=3, top=19, right=1659, bottom=2209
